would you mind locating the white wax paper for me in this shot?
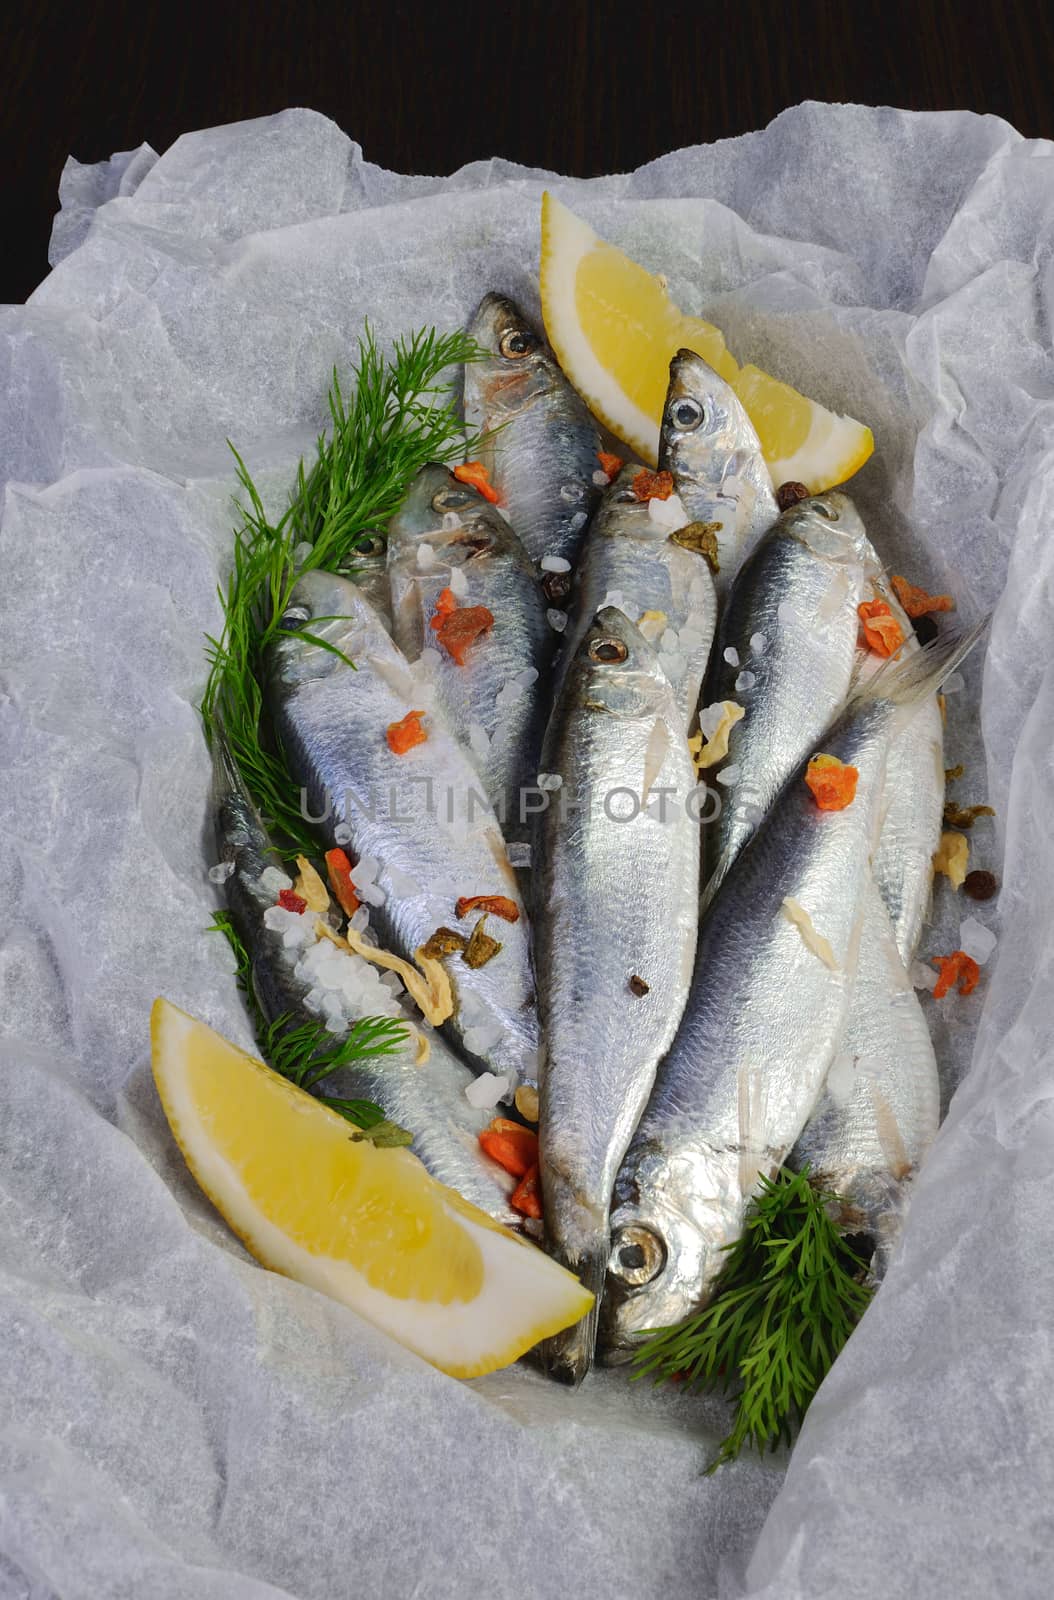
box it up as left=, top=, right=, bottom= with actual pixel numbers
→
left=1, top=102, right=1050, bottom=1598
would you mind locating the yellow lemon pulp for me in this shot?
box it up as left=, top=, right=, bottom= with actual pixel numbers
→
left=541, top=191, right=874, bottom=490
left=151, top=998, right=593, bottom=1377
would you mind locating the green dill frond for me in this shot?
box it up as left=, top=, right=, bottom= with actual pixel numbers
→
left=632, top=1166, right=873, bottom=1470
left=201, top=324, right=484, bottom=856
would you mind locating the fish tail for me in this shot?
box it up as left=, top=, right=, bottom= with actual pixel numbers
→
left=539, top=1242, right=609, bottom=1387
left=845, top=616, right=988, bottom=718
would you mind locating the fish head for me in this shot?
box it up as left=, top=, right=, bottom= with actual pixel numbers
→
left=593, top=464, right=667, bottom=542
left=572, top=606, right=670, bottom=720
left=779, top=489, right=874, bottom=566
left=660, top=348, right=761, bottom=492
left=269, top=569, right=383, bottom=686
left=601, top=1140, right=738, bottom=1361
left=388, top=463, right=510, bottom=565
left=465, top=292, right=558, bottom=421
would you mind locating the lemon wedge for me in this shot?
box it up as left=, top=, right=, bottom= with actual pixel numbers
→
left=540, top=191, right=874, bottom=490
left=151, top=998, right=592, bottom=1377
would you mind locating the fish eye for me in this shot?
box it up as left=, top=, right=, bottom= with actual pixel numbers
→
left=610, top=1225, right=666, bottom=1286
left=589, top=636, right=629, bottom=665
left=499, top=328, right=538, bottom=359
left=432, top=487, right=475, bottom=512
left=669, top=396, right=705, bottom=432
left=813, top=498, right=839, bottom=521
left=279, top=604, right=311, bottom=631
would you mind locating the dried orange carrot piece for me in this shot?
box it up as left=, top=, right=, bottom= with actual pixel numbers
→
left=386, top=710, right=428, bottom=754
left=932, top=951, right=981, bottom=999
left=429, top=587, right=458, bottom=628
left=891, top=575, right=955, bottom=619
left=597, top=450, right=624, bottom=481
left=858, top=599, right=905, bottom=657
left=324, top=848, right=360, bottom=917
left=631, top=468, right=675, bottom=502
left=433, top=604, right=495, bottom=665
left=478, top=1124, right=539, bottom=1178
left=453, top=461, right=501, bottom=503
left=805, top=753, right=859, bottom=811
left=510, top=1162, right=543, bottom=1219
left=455, top=894, right=520, bottom=923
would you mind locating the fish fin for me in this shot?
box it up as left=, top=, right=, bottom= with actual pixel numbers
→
left=539, top=1243, right=609, bottom=1386
left=844, top=617, right=988, bottom=719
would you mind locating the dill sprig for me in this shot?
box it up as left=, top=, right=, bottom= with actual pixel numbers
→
left=632, top=1167, right=873, bottom=1471
left=201, top=324, right=484, bottom=852
left=208, top=911, right=410, bottom=1142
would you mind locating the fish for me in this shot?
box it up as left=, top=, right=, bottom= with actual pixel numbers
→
left=463, top=292, right=604, bottom=568
left=563, top=465, right=718, bottom=732
left=701, top=490, right=882, bottom=901
left=265, top=570, right=542, bottom=1088
left=339, top=533, right=393, bottom=633
left=534, top=608, right=701, bottom=1383
left=599, top=622, right=983, bottom=1359
left=658, top=348, right=778, bottom=593
left=387, top=464, right=555, bottom=842
left=211, top=731, right=518, bottom=1224
left=866, top=574, right=945, bottom=964
left=789, top=874, right=940, bottom=1280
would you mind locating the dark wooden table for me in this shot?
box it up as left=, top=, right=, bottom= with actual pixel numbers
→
left=6, top=0, right=1053, bottom=305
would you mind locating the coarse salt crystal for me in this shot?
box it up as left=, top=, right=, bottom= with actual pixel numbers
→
left=208, top=861, right=235, bottom=884
left=547, top=608, right=568, bottom=632
left=697, top=703, right=726, bottom=741
left=750, top=632, right=768, bottom=655
left=723, top=646, right=740, bottom=668
left=959, top=916, right=998, bottom=965
left=416, top=542, right=437, bottom=570
left=349, top=856, right=379, bottom=888
left=735, top=670, right=757, bottom=692
left=449, top=566, right=469, bottom=597
left=464, top=1072, right=513, bottom=1109
left=716, top=765, right=740, bottom=786
left=541, top=555, right=571, bottom=573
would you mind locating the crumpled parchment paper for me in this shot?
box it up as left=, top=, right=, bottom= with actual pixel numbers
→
left=1, top=103, right=1051, bottom=1599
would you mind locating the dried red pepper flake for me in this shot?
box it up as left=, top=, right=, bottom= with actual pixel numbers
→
left=804, top=753, right=859, bottom=811
left=858, top=598, right=905, bottom=658
left=891, top=574, right=955, bottom=619
left=325, top=848, right=360, bottom=917
left=597, top=450, right=624, bottom=481
left=386, top=709, right=428, bottom=754
left=510, top=1162, right=543, bottom=1219
left=932, top=950, right=981, bottom=1000
left=429, top=587, right=458, bottom=628
left=453, top=460, right=501, bottom=504
left=455, top=894, right=521, bottom=923
left=433, top=604, right=495, bottom=665
left=630, top=468, right=675, bottom=502
left=277, top=888, right=307, bottom=914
